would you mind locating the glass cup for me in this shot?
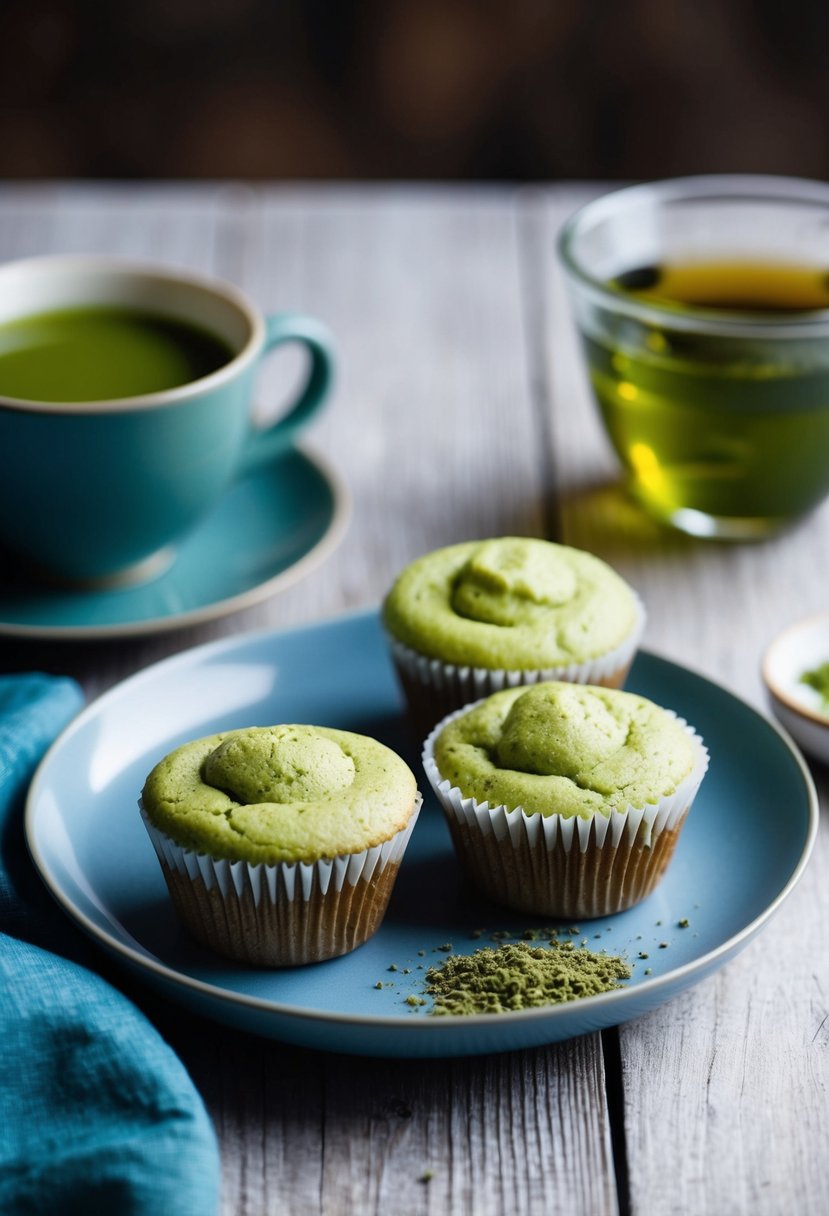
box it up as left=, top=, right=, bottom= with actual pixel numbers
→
left=557, top=175, right=829, bottom=540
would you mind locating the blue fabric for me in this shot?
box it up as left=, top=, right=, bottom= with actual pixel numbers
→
left=0, top=674, right=220, bottom=1216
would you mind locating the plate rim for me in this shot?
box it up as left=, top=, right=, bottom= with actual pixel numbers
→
left=25, top=607, right=820, bottom=1037
left=0, top=444, right=350, bottom=641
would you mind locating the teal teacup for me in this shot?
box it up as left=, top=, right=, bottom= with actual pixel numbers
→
left=0, top=255, right=335, bottom=585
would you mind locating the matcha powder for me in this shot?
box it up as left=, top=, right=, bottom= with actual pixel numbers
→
left=800, top=660, right=829, bottom=713
left=423, top=939, right=631, bottom=1016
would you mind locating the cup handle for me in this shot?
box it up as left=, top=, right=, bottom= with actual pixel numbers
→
left=240, top=312, right=335, bottom=475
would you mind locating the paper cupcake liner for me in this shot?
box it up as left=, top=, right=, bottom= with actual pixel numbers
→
left=139, top=795, right=421, bottom=967
left=422, top=702, right=707, bottom=919
left=386, top=593, right=646, bottom=736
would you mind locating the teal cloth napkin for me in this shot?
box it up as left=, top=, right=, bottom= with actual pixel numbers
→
left=0, top=674, right=220, bottom=1216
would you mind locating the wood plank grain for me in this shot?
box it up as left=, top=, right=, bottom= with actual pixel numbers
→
left=247, top=186, right=552, bottom=617
left=0, top=185, right=621, bottom=1216
left=534, top=184, right=829, bottom=1216
left=173, top=1033, right=619, bottom=1216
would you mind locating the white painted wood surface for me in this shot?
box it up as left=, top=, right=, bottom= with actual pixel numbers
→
left=0, top=184, right=826, bottom=1215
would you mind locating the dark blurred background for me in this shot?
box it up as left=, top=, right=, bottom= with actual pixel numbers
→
left=1, top=0, right=828, bottom=182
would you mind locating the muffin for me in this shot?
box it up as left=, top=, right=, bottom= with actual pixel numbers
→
left=140, top=724, right=421, bottom=966
left=382, top=537, right=645, bottom=736
left=423, top=681, right=707, bottom=919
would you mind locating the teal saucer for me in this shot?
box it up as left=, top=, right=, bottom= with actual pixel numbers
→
left=0, top=446, right=349, bottom=638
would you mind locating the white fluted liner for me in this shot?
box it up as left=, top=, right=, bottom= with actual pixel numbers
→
left=386, top=592, right=646, bottom=704
left=422, top=703, right=707, bottom=852
left=139, top=795, right=421, bottom=908
left=420, top=696, right=707, bottom=917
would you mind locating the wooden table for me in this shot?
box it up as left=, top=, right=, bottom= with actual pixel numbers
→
left=2, top=184, right=827, bottom=1215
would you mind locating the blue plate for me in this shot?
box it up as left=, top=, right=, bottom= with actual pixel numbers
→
left=26, top=609, right=818, bottom=1058
left=0, top=446, right=349, bottom=639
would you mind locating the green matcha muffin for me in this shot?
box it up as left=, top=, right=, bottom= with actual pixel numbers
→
left=382, top=537, right=645, bottom=736
left=140, top=724, right=421, bottom=966
left=422, top=682, right=707, bottom=918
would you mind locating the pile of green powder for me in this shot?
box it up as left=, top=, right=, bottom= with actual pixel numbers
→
left=422, top=939, right=631, bottom=1016
left=800, top=661, right=829, bottom=713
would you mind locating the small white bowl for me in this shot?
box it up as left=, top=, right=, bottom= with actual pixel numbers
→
left=762, top=613, right=829, bottom=767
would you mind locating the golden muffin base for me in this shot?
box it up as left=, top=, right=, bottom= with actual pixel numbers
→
left=140, top=796, right=421, bottom=968
left=446, top=814, right=686, bottom=920
left=159, top=858, right=402, bottom=967
left=421, top=696, right=708, bottom=922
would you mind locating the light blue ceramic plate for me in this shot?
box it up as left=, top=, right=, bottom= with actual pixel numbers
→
left=0, top=446, right=348, bottom=639
left=26, top=609, right=818, bottom=1058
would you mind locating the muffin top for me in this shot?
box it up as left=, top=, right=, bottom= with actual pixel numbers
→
left=431, top=682, right=697, bottom=818
left=382, top=537, right=639, bottom=669
left=142, top=724, right=418, bottom=864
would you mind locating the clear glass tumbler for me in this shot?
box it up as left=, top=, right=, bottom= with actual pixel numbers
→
left=558, top=175, right=829, bottom=540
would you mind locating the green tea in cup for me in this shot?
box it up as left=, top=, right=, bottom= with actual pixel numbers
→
left=0, top=255, right=335, bottom=585
left=0, top=306, right=235, bottom=402
left=559, top=177, right=829, bottom=540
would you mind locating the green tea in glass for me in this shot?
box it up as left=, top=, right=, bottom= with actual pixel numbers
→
left=558, top=177, right=829, bottom=540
